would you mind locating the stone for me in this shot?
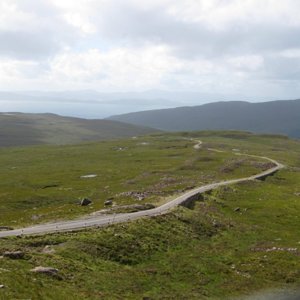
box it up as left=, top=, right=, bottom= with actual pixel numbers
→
left=0, top=226, right=13, bottom=231
left=31, top=266, right=58, bottom=276
left=42, top=245, right=55, bottom=254
left=0, top=285, right=4, bottom=289
left=104, top=200, right=113, bottom=206
left=3, top=251, right=24, bottom=259
left=31, top=215, right=41, bottom=221
left=234, top=207, right=241, bottom=212
left=80, top=198, right=92, bottom=206
left=80, top=174, right=97, bottom=179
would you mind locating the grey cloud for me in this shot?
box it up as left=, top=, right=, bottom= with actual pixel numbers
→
left=1, top=0, right=300, bottom=99
left=0, top=1, right=79, bottom=60
left=17, top=0, right=60, bottom=17
left=95, top=2, right=300, bottom=59
left=91, top=1, right=300, bottom=89
left=0, top=30, right=62, bottom=59
left=258, top=56, right=300, bottom=80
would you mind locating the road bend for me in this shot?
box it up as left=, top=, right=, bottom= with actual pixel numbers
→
left=0, top=142, right=284, bottom=238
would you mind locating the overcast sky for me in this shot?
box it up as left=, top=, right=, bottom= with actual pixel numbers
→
left=1, top=0, right=300, bottom=103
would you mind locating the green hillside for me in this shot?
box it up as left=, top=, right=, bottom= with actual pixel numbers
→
left=0, top=113, right=158, bottom=147
left=0, top=131, right=300, bottom=299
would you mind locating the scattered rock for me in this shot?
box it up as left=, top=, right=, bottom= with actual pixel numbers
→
left=104, top=200, right=113, bottom=206
left=42, top=245, right=55, bottom=254
left=80, top=174, right=97, bottom=179
left=161, top=176, right=177, bottom=183
left=294, top=192, right=300, bottom=197
left=42, top=184, right=59, bottom=189
left=31, top=215, right=41, bottom=221
left=220, top=159, right=245, bottom=173
left=112, top=146, right=127, bottom=151
left=31, top=266, right=59, bottom=276
left=235, top=270, right=251, bottom=278
left=90, top=203, right=155, bottom=216
left=3, top=251, right=24, bottom=259
left=234, top=207, right=241, bottom=212
left=251, top=161, right=276, bottom=170
left=80, top=198, right=92, bottom=206
left=0, top=226, right=13, bottom=231
left=252, top=247, right=298, bottom=253
left=125, top=179, right=136, bottom=185
left=117, top=191, right=150, bottom=201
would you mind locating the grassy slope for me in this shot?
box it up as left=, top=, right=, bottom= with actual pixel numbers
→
left=0, top=133, right=268, bottom=227
left=0, top=113, right=158, bottom=146
left=0, top=131, right=300, bottom=299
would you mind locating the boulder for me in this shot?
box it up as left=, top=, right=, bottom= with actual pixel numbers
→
left=3, top=251, right=24, bottom=259
left=104, top=200, right=113, bottom=206
left=80, top=198, right=92, bottom=206
left=0, top=285, right=4, bottom=289
left=31, top=266, right=58, bottom=276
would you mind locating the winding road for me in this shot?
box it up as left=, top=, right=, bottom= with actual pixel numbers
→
left=0, top=141, right=284, bottom=238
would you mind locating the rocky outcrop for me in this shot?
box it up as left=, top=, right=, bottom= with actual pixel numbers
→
left=42, top=245, right=55, bottom=254
left=80, top=198, right=92, bottom=206
left=90, top=203, right=156, bottom=216
left=117, top=191, right=151, bottom=201
left=3, top=251, right=24, bottom=259
left=0, top=226, right=13, bottom=231
left=104, top=199, right=113, bottom=206
left=31, top=266, right=59, bottom=276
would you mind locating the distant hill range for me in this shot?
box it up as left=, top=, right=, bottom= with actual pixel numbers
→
left=0, top=113, right=158, bottom=147
left=109, top=100, right=300, bottom=138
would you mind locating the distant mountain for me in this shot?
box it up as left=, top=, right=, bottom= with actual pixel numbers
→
left=0, top=90, right=247, bottom=118
left=0, top=113, right=158, bottom=147
left=109, top=99, right=300, bottom=138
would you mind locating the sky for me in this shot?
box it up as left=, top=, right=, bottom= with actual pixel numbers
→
left=1, top=0, right=300, bottom=116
